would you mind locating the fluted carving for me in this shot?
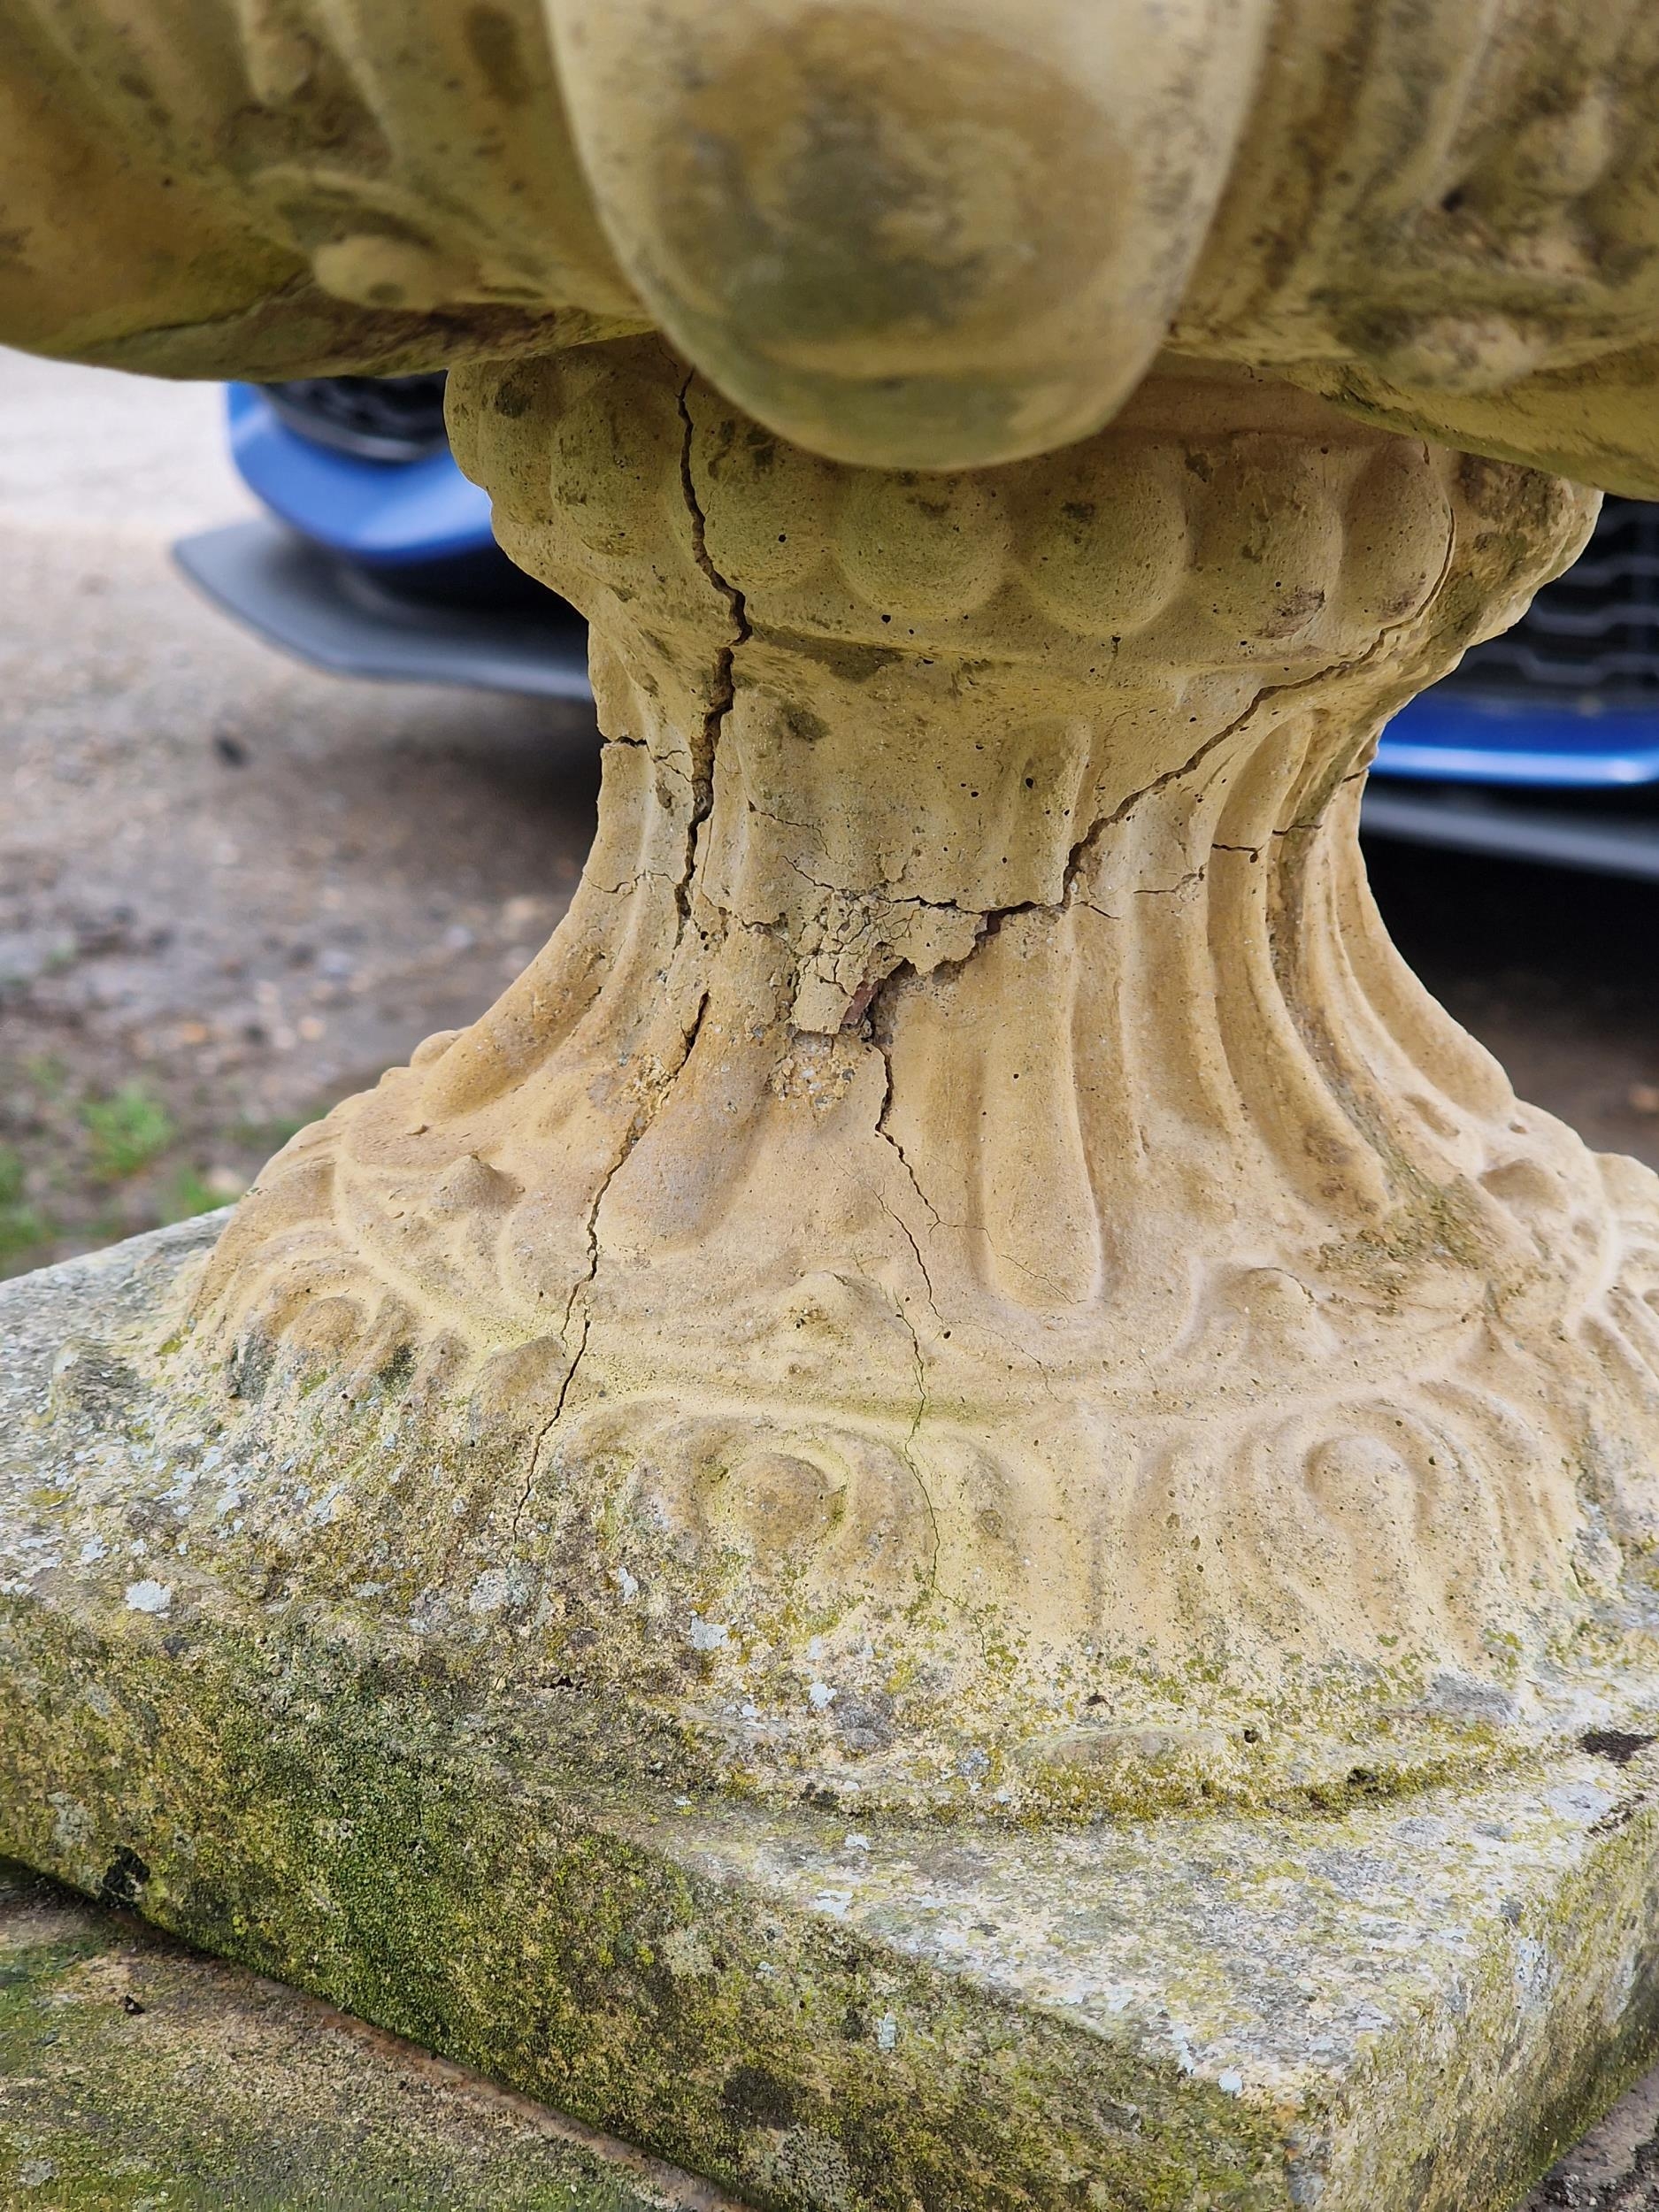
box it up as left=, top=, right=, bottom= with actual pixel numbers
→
left=169, top=343, right=1659, bottom=1814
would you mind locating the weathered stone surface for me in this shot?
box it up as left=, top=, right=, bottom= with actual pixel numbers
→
left=0, top=1855, right=739, bottom=2210
left=4, top=1845, right=1656, bottom=2212
left=7, top=1218, right=1659, bottom=2212
left=12, top=12, right=1659, bottom=2208
left=162, top=349, right=1659, bottom=1820
left=10, top=8, right=1659, bottom=1824
left=9, top=4, right=1659, bottom=490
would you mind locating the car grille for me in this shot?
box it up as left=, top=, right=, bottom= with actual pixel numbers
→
left=1448, top=495, right=1659, bottom=697
left=260, top=373, right=450, bottom=463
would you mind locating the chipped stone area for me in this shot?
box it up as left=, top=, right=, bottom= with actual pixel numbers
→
left=9, top=1223, right=1659, bottom=2210
left=0, top=1855, right=741, bottom=2210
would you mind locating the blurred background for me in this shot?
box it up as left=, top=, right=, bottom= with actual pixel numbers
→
left=4, top=349, right=1658, bottom=1281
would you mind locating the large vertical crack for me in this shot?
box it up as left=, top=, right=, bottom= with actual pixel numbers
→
left=869, top=982, right=942, bottom=1234
left=893, top=1286, right=941, bottom=1601
left=672, top=368, right=750, bottom=956
left=514, top=374, right=747, bottom=1532
left=511, top=987, right=713, bottom=1535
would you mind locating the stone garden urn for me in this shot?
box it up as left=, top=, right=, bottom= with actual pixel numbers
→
left=8, top=4, right=1659, bottom=2206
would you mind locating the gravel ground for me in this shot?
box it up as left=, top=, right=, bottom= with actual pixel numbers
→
left=6, top=352, right=1659, bottom=2200
left=0, top=350, right=598, bottom=1274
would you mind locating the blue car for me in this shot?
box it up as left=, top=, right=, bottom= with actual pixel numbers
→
left=176, top=375, right=591, bottom=703
left=177, top=376, right=1659, bottom=879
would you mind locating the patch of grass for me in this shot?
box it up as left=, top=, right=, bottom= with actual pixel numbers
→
left=21, top=1052, right=69, bottom=1097
left=0, top=1142, right=50, bottom=1270
left=9, top=1194, right=61, bottom=1262
left=81, top=1085, right=175, bottom=1180
left=165, top=1167, right=239, bottom=1223
left=0, top=1059, right=320, bottom=1279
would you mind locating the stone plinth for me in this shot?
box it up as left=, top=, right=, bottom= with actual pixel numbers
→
left=6, top=1218, right=1659, bottom=2212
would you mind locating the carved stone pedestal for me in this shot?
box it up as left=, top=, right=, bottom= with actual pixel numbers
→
left=160, top=343, right=1659, bottom=1817
left=15, top=2, right=1659, bottom=2201
left=13, top=328, right=1659, bottom=2208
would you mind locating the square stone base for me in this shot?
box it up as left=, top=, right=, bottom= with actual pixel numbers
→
left=5, top=1220, right=1659, bottom=2212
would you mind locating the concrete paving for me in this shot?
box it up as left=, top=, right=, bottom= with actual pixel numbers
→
left=0, top=348, right=252, bottom=538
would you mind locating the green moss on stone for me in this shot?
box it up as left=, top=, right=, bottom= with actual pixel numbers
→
left=0, top=1862, right=726, bottom=2211
left=0, top=1612, right=1289, bottom=2212
left=12, top=1217, right=1659, bottom=2212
